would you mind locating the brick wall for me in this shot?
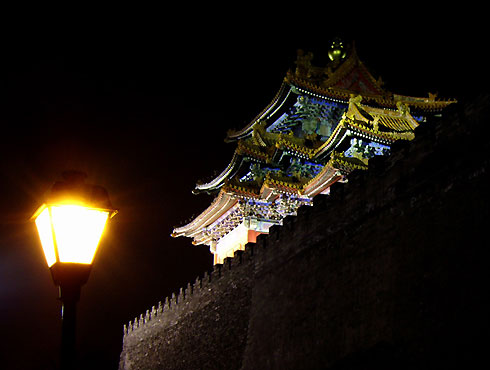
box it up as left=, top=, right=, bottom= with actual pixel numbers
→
left=119, top=95, right=490, bottom=369
left=119, top=253, right=253, bottom=370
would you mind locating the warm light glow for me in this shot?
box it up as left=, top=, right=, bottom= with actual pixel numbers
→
left=34, top=204, right=110, bottom=267
left=51, top=205, right=109, bottom=264
left=35, top=207, right=57, bottom=267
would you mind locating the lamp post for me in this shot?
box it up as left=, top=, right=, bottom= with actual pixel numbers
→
left=32, top=171, right=117, bottom=370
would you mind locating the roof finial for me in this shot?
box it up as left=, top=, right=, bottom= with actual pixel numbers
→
left=328, top=37, right=347, bottom=62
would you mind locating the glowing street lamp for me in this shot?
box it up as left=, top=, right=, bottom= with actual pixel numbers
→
left=32, top=171, right=117, bottom=369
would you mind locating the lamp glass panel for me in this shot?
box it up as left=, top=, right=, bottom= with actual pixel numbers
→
left=50, top=205, right=109, bottom=264
left=34, top=207, right=57, bottom=267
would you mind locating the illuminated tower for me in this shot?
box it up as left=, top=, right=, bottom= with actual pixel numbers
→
left=172, top=40, right=455, bottom=264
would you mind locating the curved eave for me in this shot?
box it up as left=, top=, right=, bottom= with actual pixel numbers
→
left=301, top=162, right=342, bottom=198
left=286, top=73, right=390, bottom=107
left=287, top=78, right=352, bottom=105
left=287, top=75, right=456, bottom=112
left=347, top=120, right=415, bottom=144
left=347, top=101, right=420, bottom=131
left=394, top=94, right=457, bottom=112
left=193, top=153, right=244, bottom=194
left=312, top=122, right=350, bottom=160
left=172, top=190, right=238, bottom=238
left=225, top=82, right=293, bottom=142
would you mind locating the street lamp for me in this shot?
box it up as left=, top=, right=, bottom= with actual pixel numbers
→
left=32, top=171, right=117, bottom=370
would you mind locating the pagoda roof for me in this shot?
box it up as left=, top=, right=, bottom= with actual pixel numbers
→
left=195, top=96, right=417, bottom=195
left=173, top=40, right=457, bottom=249
left=226, top=43, right=455, bottom=143
left=172, top=150, right=368, bottom=247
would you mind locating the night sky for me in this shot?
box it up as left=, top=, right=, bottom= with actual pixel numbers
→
left=0, top=11, right=486, bottom=370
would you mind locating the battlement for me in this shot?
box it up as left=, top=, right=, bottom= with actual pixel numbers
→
left=125, top=100, right=462, bottom=338
left=120, top=95, right=490, bottom=370
left=123, top=245, right=254, bottom=337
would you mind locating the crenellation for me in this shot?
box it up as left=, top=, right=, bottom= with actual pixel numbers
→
left=120, top=96, right=490, bottom=370
left=234, top=249, right=244, bottom=264
left=223, top=256, right=232, bottom=270
left=255, top=233, right=267, bottom=250
left=186, top=281, right=193, bottom=296
left=209, top=266, right=217, bottom=281
left=268, top=224, right=280, bottom=241
left=281, top=214, right=296, bottom=229
left=179, top=286, right=186, bottom=301
left=211, top=263, right=222, bottom=279
left=244, top=242, right=254, bottom=257
left=192, top=275, right=200, bottom=291
left=213, top=263, right=223, bottom=280
left=191, top=275, right=199, bottom=291
left=123, top=226, right=260, bottom=339
left=296, top=203, right=310, bottom=217
left=347, top=167, right=367, bottom=188
left=202, top=270, right=210, bottom=284
left=328, top=181, right=345, bottom=201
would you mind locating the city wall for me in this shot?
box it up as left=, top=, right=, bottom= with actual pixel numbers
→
left=119, top=96, right=490, bottom=369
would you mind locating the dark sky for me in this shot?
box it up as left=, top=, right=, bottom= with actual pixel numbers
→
left=0, top=11, right=486, bottom=370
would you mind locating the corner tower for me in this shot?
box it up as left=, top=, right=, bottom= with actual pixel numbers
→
left=171, top=40, right=455, bottom=264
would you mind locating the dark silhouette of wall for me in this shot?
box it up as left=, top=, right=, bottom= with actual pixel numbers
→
left=119, top=96, right=490, bottom=370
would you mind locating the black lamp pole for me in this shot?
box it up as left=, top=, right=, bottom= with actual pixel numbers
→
left=51, top=263, right=92, bottom=370
left=60, top=285, right=78, bottom=370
